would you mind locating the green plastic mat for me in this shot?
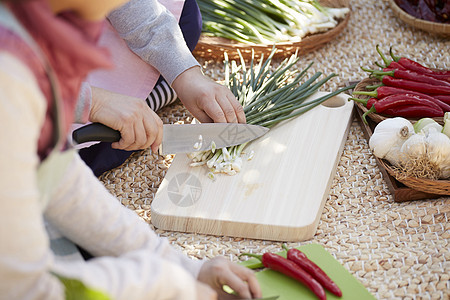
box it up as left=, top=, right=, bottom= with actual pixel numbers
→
left=240, top=244, right=375, bottom=300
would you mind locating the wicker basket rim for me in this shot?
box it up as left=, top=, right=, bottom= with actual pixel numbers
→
left=379, top=158, right=450, bottom=195
left=193, top=0, right=351, bottom=60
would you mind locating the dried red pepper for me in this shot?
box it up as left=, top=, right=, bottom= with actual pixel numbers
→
left=395, top=0, right=450, bottom=23
left=240, top=252, right=326, bottom=300
left=282, top=245, right=342, bottom=297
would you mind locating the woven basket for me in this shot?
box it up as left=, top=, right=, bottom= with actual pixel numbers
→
left=389, top=0, right=450, bottom=37
left=378, top=159, right=450, bottom=196
left=352, top=77, right=445, bottom=125
left=193, top=0, right=351, bottom=61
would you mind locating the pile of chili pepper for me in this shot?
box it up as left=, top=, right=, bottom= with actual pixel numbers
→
left=240, top=245, right=342, bottom=299
left=351, top=45, right=450, bottom=123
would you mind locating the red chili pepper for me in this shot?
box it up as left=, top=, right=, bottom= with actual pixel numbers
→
left=240, top=252, right=326, bottom=300
left=366, top=97, right=377, bottom=109
left=353, top=86, right=414, bottom=99
left=375, top=93, right=442, bottom=113
left=383, top=105, right=444, bottom=118
left=381, top=75, right=450, bottom=95
left=389, top=47, right=450, bottom=80
left=386, top=61, right=406, bottom=70
left=348, top=97, right=377, bottom=109
left=434, top=95, right=450, bottom=105
left=282, top=245, right=342, bottom=297
left=375, top=69, right=450, bottom=87
left=353, top=86, right=450, bottom=111
left=362, top=93, right=444, bottom=123
left=376, top=45, right=450, bottom=82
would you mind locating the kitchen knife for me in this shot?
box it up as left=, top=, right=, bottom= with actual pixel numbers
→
left=72, top=122, right=269, bottom=155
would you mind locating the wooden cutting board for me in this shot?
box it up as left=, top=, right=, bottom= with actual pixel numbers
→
left=151, top=92, right=354, bottom=241
left=239, top=244, right=375, bottom=300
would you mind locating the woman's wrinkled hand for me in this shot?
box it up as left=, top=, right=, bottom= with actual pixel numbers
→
left=89, top=87, right=163, bottom=153
left=197, top=257, right=262, bottom=300
left=172, top=66, right=246, bottom=124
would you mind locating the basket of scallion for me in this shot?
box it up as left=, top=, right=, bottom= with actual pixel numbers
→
left=193, top=0, right=351, bottom=61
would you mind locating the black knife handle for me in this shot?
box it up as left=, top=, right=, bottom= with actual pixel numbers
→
left=72, top=123, right=121, bottom=144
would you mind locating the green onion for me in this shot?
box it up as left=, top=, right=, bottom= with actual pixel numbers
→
left=188, top=48, right=356, bottom=177
left=197, top=0, right=350, bottom=44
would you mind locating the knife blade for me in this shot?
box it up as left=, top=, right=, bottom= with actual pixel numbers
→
left=72, top=122, right=269, bottom=155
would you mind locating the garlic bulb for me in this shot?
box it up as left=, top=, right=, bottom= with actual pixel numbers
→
left=371, top=117, right=450, bottom=179
left=443, top=112, right=450, bottom=138
left=425, top=128, right=450, bottom=179
left=369, top=117, right=414, bottom=166
left=413, top=117, right=443, bottom=134
left=401, top=132, right=426, bottom=157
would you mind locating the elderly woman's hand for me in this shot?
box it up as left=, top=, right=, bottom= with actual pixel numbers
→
left=172, top=66, right=246, bottom=124
left=89, top=87, right=163, bottom=153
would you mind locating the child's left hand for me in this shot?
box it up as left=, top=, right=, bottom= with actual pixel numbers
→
left=197, top=256, right=262, bottom=300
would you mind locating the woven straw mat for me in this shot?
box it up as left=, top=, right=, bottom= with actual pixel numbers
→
left=98, top=0, right=450, bottom=299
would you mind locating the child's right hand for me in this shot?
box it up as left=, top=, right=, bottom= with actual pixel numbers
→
left=172, top=66, right=246, bottom=125
left=197, top=257, right=262, bottom=299
left=196, top=281, right=218, bottom=300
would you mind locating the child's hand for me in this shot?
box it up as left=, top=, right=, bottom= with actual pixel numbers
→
left=197, top=257, right=262, bottom=300
left=89, top=87, right=163, bottom=153
left=196, top=281, right=218, bottom=300
left=172, top=67, right=246, bottom=124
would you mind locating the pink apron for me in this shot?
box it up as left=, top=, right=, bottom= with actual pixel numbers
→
left=87, top=0, right=185, bottom=99
left=73, top=0, right=185, bottom=148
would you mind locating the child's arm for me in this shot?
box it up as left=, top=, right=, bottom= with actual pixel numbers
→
left=107, top=0, right=199, bottom=86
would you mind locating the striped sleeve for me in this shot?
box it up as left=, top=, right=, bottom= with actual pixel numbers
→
left=74, top=82, right=92, bottom=124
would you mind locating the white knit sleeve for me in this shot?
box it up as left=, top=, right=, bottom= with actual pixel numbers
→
left=44, top=152, right=204, bottom=300
left=0, top=52, right=65, bottom=300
